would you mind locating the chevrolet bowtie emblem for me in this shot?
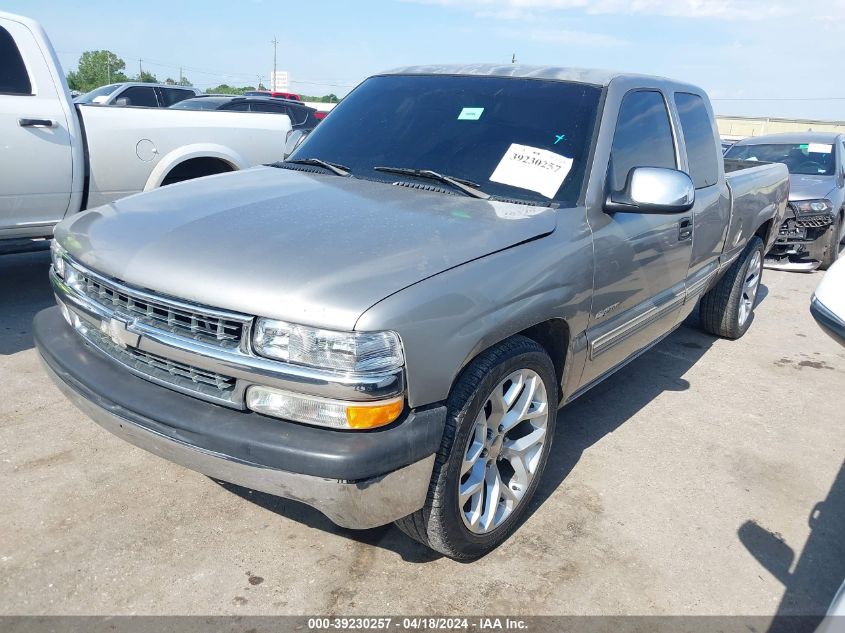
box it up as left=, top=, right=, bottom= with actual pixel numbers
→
left=100, top=317, right=140, bottom=349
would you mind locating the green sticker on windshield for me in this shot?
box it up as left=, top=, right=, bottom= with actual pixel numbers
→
left=458, top=107, right=484, bottom=121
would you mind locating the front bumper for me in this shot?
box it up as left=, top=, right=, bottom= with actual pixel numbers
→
left=35, top=307, right=446, bottom=529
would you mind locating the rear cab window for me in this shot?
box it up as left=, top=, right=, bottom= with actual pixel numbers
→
left=675, top=92, right=719, bottom=188
left=609, top=90, right=676, bottom=192
left=158, top=88, right=195, bottom=106
left=0, top=25, right=32, bottom=95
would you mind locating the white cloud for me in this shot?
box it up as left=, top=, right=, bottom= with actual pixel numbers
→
left=522, top=28, right=629, bottom=47
left=402, top=0, right=822, bottom=20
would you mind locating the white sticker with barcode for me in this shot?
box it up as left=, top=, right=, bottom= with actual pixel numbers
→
left=489, top=143, right=573, bottom=199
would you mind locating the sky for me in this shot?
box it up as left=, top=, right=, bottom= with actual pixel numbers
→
left=7, top=0, right=845, bottom=120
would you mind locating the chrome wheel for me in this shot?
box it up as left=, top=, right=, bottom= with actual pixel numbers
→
left=738, top=249, right=762, bottom=326
left=458, top=369, right=549, bottom=534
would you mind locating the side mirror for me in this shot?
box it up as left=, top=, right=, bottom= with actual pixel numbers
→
left=114, top=97, right=129, bottom=107
left=605, top=167, right=695, bottom=214
left=283, top=129, right=310, bottom=160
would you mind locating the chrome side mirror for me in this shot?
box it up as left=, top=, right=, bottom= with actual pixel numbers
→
left=605, top=167, right=695, bottom=214
left=283, top=129, right=310, bottom=160
left=114, top=97, right=129, bottom=107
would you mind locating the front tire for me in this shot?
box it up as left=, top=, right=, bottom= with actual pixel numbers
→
left=819, top=213, right=842, bottom=271
left=700, top=236, right=764, bottom=339
left=395, top=336, right=558, bottom=560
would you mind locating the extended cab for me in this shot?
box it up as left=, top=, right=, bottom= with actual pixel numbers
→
left=36, top=65, right=789, bottom=559
left=0, top=12, right=294, bottom=254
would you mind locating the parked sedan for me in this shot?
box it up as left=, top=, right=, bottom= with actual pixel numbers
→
left=75, top=82, right=200, bottom=107
left=171, top=95, right=322, bottom=130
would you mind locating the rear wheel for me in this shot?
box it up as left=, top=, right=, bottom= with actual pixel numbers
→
left=700, top=236, right=764, bottom=339
left=819, top=213, right=842, bottom=271
left=395, top=336, right=558, bottom=560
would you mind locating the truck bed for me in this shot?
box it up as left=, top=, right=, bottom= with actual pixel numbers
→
left=723, top=158, right=790, bottom=261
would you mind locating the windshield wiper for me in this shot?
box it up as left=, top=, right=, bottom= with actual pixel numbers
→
left=374, top=166, right=490, bottom=200
left=282, top=158, right=351, bottom=177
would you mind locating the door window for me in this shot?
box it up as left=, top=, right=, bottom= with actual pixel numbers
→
left=118, top=86, right=159, bottom=107
left=0, top=25, right=32, bottom=95
left=609, top=90, right=676, bottom=192
left=675, top=93, right=719, bottom=188
left=159, top=88, right=194, bottom=106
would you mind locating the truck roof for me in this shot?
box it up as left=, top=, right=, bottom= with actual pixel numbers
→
left=382, top=63, right=671, bottom=88
left=733, top=131, right=843, bottom=145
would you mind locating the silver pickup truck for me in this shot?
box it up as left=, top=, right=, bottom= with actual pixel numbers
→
left=35, top=65, right=789, bottom=560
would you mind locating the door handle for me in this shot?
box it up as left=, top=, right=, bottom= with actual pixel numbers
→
left=678, top=218, right=693, bottom=241
left=18, top=118, right=56, bottom=128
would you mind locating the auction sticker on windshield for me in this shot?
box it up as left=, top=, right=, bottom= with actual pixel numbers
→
left=490, top=143, right=573, bottom=199
left=807, top=143, right=833, bottom=154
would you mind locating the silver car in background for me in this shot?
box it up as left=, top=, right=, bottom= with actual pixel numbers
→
left=726, top=132, right=845, bottom=271
left=74, top=82, right=200, bottom=108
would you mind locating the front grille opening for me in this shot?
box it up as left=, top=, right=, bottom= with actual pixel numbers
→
left=76, top=271, right=246, bottom=349
left=81, top=324, right=238, bottom=404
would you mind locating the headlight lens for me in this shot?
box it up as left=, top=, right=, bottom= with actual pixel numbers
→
left=246, top=386, right=404, bottom=429
left=252, top=318, right=404, bottom=373
left=794, top=199, right=833, bottom=214
left=50, top=240, right=66, bottom=278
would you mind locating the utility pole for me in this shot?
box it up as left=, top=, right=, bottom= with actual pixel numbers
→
left=512, top=53, right=517, bottom=64
left=106, top=57, right=111, bottom=83
left=179, top=66, right=183, bottom=85
left=271, top=36, right=278, bottom=91
left=139, top=58, right=143, bottom=78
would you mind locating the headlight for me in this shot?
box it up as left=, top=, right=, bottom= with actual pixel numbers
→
left=794, top=199, right=833, bottom=214
left=50, top=240, right=66, bottom=278
left=252, top=318, right=404, bottom=374
left=246, top=386, right=404, bottom=429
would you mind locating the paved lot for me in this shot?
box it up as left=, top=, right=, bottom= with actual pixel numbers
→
left=1, top=249, right=843, bottom=616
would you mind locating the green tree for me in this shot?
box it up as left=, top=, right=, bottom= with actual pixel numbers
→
left=136, top=70, right=158, bottom=83
left=205, top=84, right=256, bottom=95
left=66, top=50, right=127, bottom=93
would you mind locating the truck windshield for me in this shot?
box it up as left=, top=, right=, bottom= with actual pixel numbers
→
left=725, top=142, right=837, bottom=176
left=75, top=84, right=121, bottom=104
left=289, top=74, right=602, bottom=206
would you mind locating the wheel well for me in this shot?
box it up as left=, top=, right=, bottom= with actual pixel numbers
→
left=755, top=219, right=774, bottom=245
left=517, top=319, right=569, bottom=393
left=160, top=157, right=235, bottom=187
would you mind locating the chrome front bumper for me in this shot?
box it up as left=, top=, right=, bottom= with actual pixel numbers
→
left=41, top=355, right=435, bottom=529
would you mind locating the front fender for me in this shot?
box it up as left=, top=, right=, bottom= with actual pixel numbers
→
left=354, top=223, right=594, bottom=409
left=143, top=144, right=247, bottom=191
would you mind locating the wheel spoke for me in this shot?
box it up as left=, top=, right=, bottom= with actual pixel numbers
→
left=479, top=466, right=502, bottom=532
left=459, top=464, right=485, bottom=506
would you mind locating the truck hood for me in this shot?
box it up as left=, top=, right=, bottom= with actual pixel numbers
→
left=56, top=166, right=557, bottom=330
left=788, top=173, right=836, bottom=202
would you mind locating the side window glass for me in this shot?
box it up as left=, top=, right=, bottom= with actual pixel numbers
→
left=119, top=86, right=158, bottom=107
left=609, top=90, right=676, bottom=192
left=0, top=25, right=32, bottom=95
left=675, top=92, right=719, bottom=188
left=224, top=102, right=251, bottom=112
left=160, top=88, right=193, bottom=106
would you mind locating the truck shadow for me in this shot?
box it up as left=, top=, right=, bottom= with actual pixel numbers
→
left=0, top=250, right=54, bottom=356
left=738, top=460, right=845, bottom=628
left=220, top=309, right=729, bottom=563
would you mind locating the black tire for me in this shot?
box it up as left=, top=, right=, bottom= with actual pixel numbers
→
left=819, top=213, right=842, bottom=271
left=395, top=336, right=558, bottom=560
left=700, top=236, right=765, bottom=339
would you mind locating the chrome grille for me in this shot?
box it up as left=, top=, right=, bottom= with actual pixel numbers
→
left=80, top=323, right=238, bottom=405
left=70, top=262, right=248, bottom=349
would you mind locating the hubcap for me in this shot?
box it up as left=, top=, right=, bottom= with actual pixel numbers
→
left=739, top=250, right=762, bottom=326
left=458, top=369, right=549, bottom=534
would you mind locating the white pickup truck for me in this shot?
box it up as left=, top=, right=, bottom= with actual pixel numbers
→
left=0, top=12, right=294, bottom=253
